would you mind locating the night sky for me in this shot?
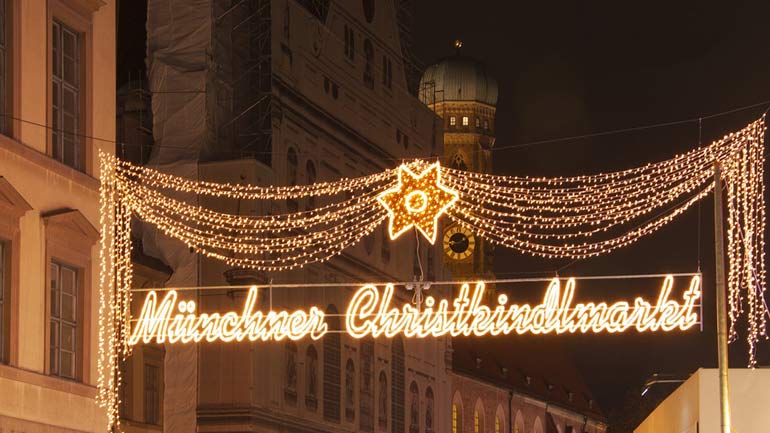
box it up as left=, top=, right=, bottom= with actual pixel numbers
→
left=412, top=0, right=770, bottom=420
left=118, top=0, right=770, bottom=424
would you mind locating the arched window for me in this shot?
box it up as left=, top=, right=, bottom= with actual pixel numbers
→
left=513, top=410, right=524, bottom=433
left=475, top=117, right=481, bottom=128
left=391, top=337, right=405, bottom=433
left=363, top=39, right=374, bottom=88
left=408, top=382, right=419, bottom=433
left=449, top=116, right=457, bottom=126
left=494, top=406, right=505, bottom=433
left=345, top=359, right=356, bottom=422
left=285, top=341, right=298, bottom=404
left=425, top=387, right=434, bottom=433
left=306, top=160, right=317, bottom=210
left=306, top=345, right=318, bottom=410
left=452, top=393, right=464, bottom=433
left=473, top=400, right=484, bottom=433
left=378, top=371, right=388, bottom=430
left=324, top=305, right=342, bottom=422
left=360, top=338, right=375, bottom=431
left=462, top=116, right=469, bottom=126
left=451, top=153, right=468, bottom=171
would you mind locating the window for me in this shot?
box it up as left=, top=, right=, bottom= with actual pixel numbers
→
left=474, top=409, right=480, bottom=433
left=381, top=226, right=390, bottom=264
left=344, top=25, right=355, bottom=61
left=345, top=359, right=355, bottom=421
left=0, top=0, right=10, bottom=135
left=408, top=382, right=419, bottom=433
left=449, top=116, right=456, bottom=126
left=360, top=338, right=375, bottom=431
left=306, top=160, right=317, bottom=210
left=452, top=404, right=459, bottom=433
left=451, top=153, right=468, bottom=171
left=483, top=119, right=489, bottom=130
left=378, top=371, right=388, bottom=430
left=287, top=147, right=298, bottom=212
left=475, top=118, right=480, bottom=128
left=462, top=116, right=469, bottom=126
left=144, top=363, right=161, bottom=425
left=285, top=341, right=298, bottom=404
left=495, top=416, right=501, bottom=433
left=0, top=241, right=6, bottom=363
left=391, top=337, right=405, bottom=433
left=49, top=262, right=78, bottom=379
left=362, top=0, right=375, bottom=23
left=52, top=20, right=83, bottom=171
left=363, top=39, right=374, bottom=89
left=382, top=56, right=392, bottom=90
left=287, top=148, right=298, bottom=185
left=425, top=387, right=434, bottom=433
left=324, top=305, right=341, bottom=422
left=306, top=345, right=319, bottom=410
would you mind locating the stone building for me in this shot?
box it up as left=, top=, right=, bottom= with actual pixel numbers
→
left=0, top=0, right=116, bottom=431
left=138, top=1, right=448, bottom=433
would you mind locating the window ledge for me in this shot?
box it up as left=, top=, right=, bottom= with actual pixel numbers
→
left=0, top=134, right=100, bottom=191
left=0, top=363, right=96, bottom=398
left=60, top=0, right=107, bottom=15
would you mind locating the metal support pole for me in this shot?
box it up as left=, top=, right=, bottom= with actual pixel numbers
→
left=713, top=163, right=731, bottom=433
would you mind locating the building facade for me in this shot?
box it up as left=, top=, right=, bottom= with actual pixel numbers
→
left=139, top=1, right=448, bottom=433
left=0, top=0, right=115, bottom=431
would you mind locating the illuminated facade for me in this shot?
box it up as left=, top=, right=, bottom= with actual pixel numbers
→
left=140, top=1, right=449, bottom=433
left=0, top=0, right=116, bottom=431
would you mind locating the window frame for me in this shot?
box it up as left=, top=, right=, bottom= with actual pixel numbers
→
left=47, top=1, right=93, bottom=174
left=0, top=240, right=7, bottom=363
left=49, top=260, right=79, bottom=379
left=0, top=0, right=14, bottom=137
left=462, top=116, right=469, bottom=126
left=43, top=209, right=98, bottom=383
left=449, top=116, right=456, bottom=126
left=0, top=178, right=31, bottom=366
left=144, top=362, right=161, bottom=425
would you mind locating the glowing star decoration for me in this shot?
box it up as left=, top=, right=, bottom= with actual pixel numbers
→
left=377, top=162, right=459, bottom=244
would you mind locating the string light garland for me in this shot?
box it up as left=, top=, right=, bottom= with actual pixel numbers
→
left=96, top=116, right=768, bottom=431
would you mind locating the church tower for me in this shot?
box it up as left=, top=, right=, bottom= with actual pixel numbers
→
left=419, top=41, right=498, bottom=281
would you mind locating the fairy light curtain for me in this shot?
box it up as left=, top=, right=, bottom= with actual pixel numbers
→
left=97, top=117, right=767, bottom=430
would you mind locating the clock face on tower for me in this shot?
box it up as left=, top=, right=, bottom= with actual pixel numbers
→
left=443, top=226, right=475, bottom=261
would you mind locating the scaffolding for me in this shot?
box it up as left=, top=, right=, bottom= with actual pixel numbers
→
left=213, top=0, right=273, bottom=165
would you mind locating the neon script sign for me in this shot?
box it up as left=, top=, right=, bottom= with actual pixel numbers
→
left=127, top=275, right=701, bottom=345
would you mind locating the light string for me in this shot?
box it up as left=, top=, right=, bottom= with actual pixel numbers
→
left=96, top=117, right=768, bottom=432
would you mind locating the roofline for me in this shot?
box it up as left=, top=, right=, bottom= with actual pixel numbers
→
left=450, top=367, right=607, bottom=424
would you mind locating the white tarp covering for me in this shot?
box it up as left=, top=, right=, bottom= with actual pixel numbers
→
left=145, top=1, right=215, bottom=431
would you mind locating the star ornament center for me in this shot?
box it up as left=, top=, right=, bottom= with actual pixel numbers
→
left=377, top=162, right=459, bottom=244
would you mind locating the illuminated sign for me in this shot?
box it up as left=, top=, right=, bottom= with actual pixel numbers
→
left=128, top=275, right=701, bottom=345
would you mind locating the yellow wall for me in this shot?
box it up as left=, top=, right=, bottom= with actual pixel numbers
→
left=0, top=0, right=115, bottom=431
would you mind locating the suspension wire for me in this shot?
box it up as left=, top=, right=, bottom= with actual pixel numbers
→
left=1, top=98, right=769, bottom=161
left=128, top=272, right=703, bottom=292
left=697, top=117, right=703, bottom=272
